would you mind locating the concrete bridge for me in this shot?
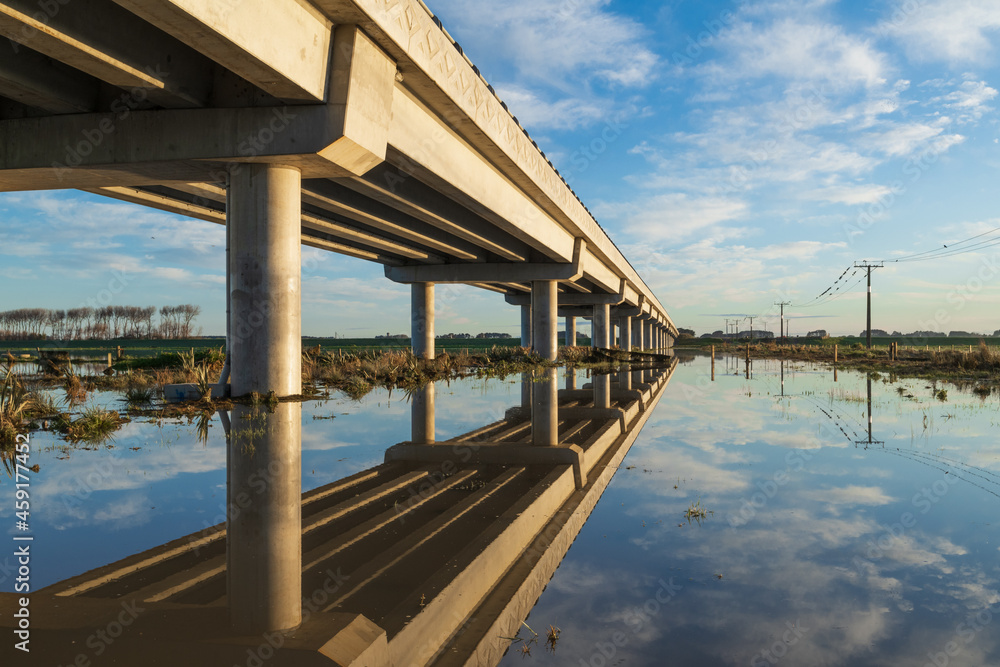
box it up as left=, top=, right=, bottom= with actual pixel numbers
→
left=0, top=0, right=677, bottom=641
left=1, top=365, right=676, bottom=665
left=0, top=0, right=675, bottom=371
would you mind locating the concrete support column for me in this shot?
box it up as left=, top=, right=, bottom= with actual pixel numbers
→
left=521, top=371, right=533, bottom=410
left=644, top=321, right=653, bottom=351
left=594, top=373, right=611, bottom=409
left=411, top=382, right=435, bottom=443
left=228, top=402, right=302, bottom=634
left=532, top=367, right=559, bottom=446
left=532, top=281, right=558, bottom=361
left=411, top=283, right=435, bottom=360
left=520, top=305, right=532, bottom=348
left=618, top=368, right=632, bottom=391
left=229, top=164, right=301, bottom=398
left=619, top=316, right=632, bottom=351
left=565, top=315, right=576, bottom=347
left=593, top=303, right=610, bottom=349
left=565, top=368, right=577, bottom=390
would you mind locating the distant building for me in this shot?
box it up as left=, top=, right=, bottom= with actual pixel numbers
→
left=807, top=329, right=828, bottom=338
left=437, top=333, right=472, bottom=339
left=476, top=332, right=512, bottom=339
left=375, top=333, right=409, bottom=339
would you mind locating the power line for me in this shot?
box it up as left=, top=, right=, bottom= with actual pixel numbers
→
left=881, top=225, right=1000, bottom=263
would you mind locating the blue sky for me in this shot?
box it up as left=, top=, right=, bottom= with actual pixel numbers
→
left=3, top=0, right=1000, bottom=337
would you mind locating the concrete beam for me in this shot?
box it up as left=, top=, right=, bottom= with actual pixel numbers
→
left=0, top=0, right=213, bottom=107
left=342, top=164, right=530, bottom=262
left=505, top=278, right=627, bottom=307
left=0, top=45, right=97, bottom=113
left=384, top=239, right=585, bottom=284
left=112, top=0, right=331, bottom=101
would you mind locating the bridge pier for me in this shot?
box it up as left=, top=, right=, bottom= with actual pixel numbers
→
left=531, top=367, right=559, bottom=446
left=532, top=281, right=558, bottom=361
left=644, top=320, right=653, bottom=351
left=594, top=373, right=611, bottom=409
left=565, top=315, right=576, bottom=346
left=411, top=282, right=435, bottom=360
left=411, top=382, right=435, bottom=443
left=619, top=316, right=632, bottom=351
left=520, top=305, right=532, bottom=348
left=228, top=402, right=302, bottom=634
left=229, top=164, right=302, bottom=398
left=593, top=303, right=610, bottom=349
left=227, top=164, right=303, bottom=635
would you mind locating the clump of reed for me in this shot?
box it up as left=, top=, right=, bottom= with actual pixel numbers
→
left=55, top=406, right=126, bottom=444
left=1, top=365, right=61, bottom=450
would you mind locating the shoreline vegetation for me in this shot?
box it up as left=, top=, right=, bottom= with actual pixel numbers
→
left=0, top=343, right=666, bottom=461
left=679, top=338, right=1000, bottom=388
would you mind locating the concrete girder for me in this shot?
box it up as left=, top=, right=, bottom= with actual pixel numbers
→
left=311, top=0, right=671, bottom=328
left=0, top=0, right=212, bottom=107
left=504, top=278, right=627, bottom=306
left=302, top=182, right=481, bottom=261
left=112, top=0, right=331, bottom=102
left=0, top=45, right=98, bottom=113
left=387, top=89, right=574, bottom=264
left=0, top=27, right=396, bottom=190
left=86, top=184, right=429, bottom=263
left=384, top=238, right=586, bottom=285
left=341, top=164, right=530, bottom=262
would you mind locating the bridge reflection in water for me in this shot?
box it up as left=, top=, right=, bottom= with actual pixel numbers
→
left=4, top=362, right=675, bottom=666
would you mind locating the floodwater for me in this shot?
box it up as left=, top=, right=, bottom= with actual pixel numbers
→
left=2, top=356, right=999, bottom=665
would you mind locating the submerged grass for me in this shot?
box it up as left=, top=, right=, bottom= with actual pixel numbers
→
left=55, top=406, right=126, bottom=444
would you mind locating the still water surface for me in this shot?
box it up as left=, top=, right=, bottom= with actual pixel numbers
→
left=2, top=356, right=998, bottom=665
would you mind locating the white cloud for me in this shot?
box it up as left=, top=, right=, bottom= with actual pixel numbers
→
left=805, top=184, right=897, bottom=205
left=883, top=0, right=1000, bottom=63
left=702, top=18, right=889, bottom=90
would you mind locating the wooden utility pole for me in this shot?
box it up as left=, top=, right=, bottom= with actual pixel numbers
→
left=774, top=301, right=790, bottom=340
left=854, top=261, right=884, bottom=349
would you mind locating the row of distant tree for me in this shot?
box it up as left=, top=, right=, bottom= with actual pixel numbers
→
left=0, top=305, right=202, bottom=341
